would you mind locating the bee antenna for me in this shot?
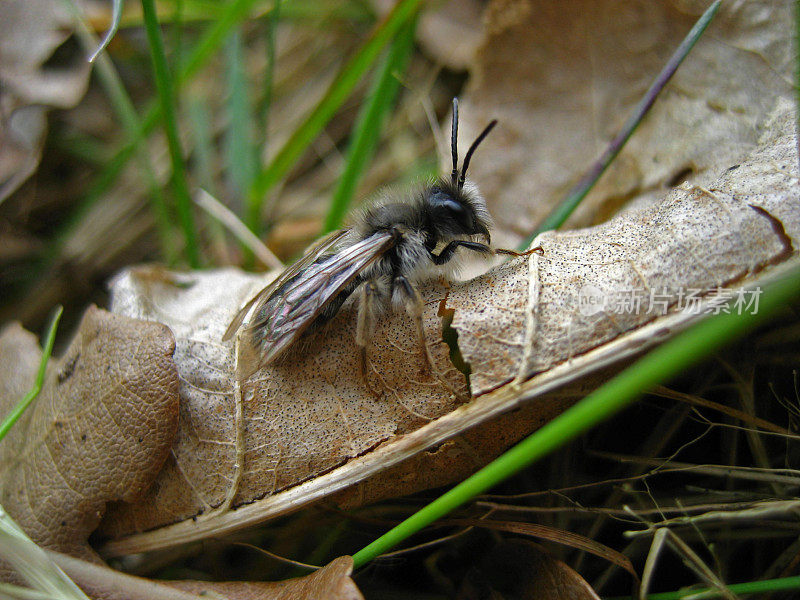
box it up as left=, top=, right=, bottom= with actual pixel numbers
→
left=450, top=98, right=459, bottom=188
left=459, top=119, right=497, bottom=190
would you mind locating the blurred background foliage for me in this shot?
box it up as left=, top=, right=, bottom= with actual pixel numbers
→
left=0, top=0, right=471, bottom=333
left=1, top=2, right=799, bottom=598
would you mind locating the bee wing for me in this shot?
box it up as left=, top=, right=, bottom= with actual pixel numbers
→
left=245, top=230, right=396, bottom=366
left=223, top=228, right=351, bottom=342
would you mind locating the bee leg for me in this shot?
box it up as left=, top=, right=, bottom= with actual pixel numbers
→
left=394, top=275, right=469, bottom=401
left=495, top=246, right=543, bottom=257
left=431, top=240, right=492, bottom=265
left=357, top=281, right=383, bottom=398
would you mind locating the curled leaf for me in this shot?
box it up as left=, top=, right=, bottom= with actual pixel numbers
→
left=458, top=540, right=601, bottom=600
left=451, top=104, right=799, bottom=393
left=0, top=307, right=179, bottom=560
left=50, top=551, right=362, bottom=600
left=101, top=102, right=797, bottom=557
left=98, top=1, right=798, bottom=557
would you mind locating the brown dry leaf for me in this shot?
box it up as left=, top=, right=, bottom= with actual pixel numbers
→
left=0, top=0, right=91, bottom=201
left=96, top=0, right=798, bottom=557
left=446, top=518, right=638, bottom=584
left=451, top=103, right=798, bottom=393
left=101, top=266, right=470, bottom=538
left=49, top=551, right=362, bottom=600
left=168, top=556, right=362, bottom=600
left=457, top=540, right=601, bottom=600
left=460, top=0, right=796, bottom=248
left=100, top=99, right=797, bottom=557
left=452, top=103, right=798, bottom=393
left=373, top=0, right=484, bottom=69
left=0, top=306, right=179, bottom=560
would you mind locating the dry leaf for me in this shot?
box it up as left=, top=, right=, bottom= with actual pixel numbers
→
left=101, top=266, right=471, bottom=538
left=458, top=540, right=601, bottom=600
left=0, top=0, right=91, bottom=201
left=446, top=518, right=637, bottom=584
left=96, top=0, right=798, bottom=557
left=0, top=306, right=179, bottom=560
left=49, top=551, right=362, bottom=600
left=0, top=310, right=363, bottom=598
left=168, top=556, right=362, bottom=600
left=330, top=393, right=576, bottom=509
left=451, top=103, right=798, bottom=393
left=100, top=100, right=797, bottom=557
left=460, top=0, right=796, bottom=248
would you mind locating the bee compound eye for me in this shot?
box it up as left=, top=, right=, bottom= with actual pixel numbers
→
left=429, top=191, right=465, bottom=216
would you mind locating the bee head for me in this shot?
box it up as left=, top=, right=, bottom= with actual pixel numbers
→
left=425, top=97, right=496, bottom=243
left=426, top=183, right=491, bottom=243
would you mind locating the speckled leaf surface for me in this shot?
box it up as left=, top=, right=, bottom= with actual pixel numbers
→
left=98, top=1, right=799, bottom=557
left=102, top=265, right=469, bottom=537
left=0, top=307, right=179, bottom=560
left=451, top=106, right=799, bottom=394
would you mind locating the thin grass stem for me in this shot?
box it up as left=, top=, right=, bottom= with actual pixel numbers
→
left=224, top=28, right=256, bottom=202
left=64, top=0, right=177, bottom=262
left=617, top=574, right=800, bottom=599
left=255, top=0, right=280, bottom=163
left=0, top=307, right=63, bottom=442
left=88, top=0, right=123, bottom=62
left=195, top=189, right=281, bottom=269
left=38, top=0, right=263, bottom=275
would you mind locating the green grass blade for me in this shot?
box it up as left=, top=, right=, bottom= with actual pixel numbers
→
left=88, top=0, right=123, bottom=62
left=50, top=131, right=107, bottom=165
left=614, top=574, right=800, bottom=599
left=246, top=0, right=423, bottom=234
left=0, top=307, right=63, bottom=442
left=177, top=0, right=261, bottom=83
left=41, top=0, right=262, bottom=270
left=351, top=264, right=800, bottom=568
left=188, top=97, right=217, bottom=194
left=64, top=0, right=177, bottom=262
left=28, top=0, right=265, bottom=277
left=323, top=13, right=417, bottom=233
left=188, top=97, right=229, bottom=252
left=255, top=0, right=280, bottom=163
left=519, top=0, right=721, bottom=250
left=171, top=0, right=184, bottom=74
left=88, top=0, right=261, bottom=201
left=140, top=0, right=201, bottom=267
left=224, top=28, right=256, bottom=201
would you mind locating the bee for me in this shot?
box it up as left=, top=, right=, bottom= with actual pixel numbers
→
left=224, top=98, right=517, bottom=396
